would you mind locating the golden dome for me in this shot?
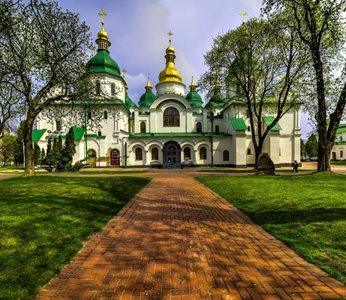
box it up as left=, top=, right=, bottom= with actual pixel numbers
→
left=166, top=44, right=175, bottom=54
left=97, top=26, right=108, bottom=40
left=159, top=62, right=182, bottom=83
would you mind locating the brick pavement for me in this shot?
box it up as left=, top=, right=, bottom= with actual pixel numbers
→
left=35, top=172, right=346, bottom=299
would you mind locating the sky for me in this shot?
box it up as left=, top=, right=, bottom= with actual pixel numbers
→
left=57, top=0, right=312, bottom=137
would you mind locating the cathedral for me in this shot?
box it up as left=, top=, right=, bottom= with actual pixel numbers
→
left=33, top=14, right=301, bottom=168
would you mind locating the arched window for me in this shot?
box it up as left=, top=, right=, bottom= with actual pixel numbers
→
left=87, top=149, right=96, bottom=157
left=140, top=122, right=146, bottom=133
left=111, top=83, right=116, bottom=96
left=341, top=150, right=344, bottom=158
left=96, top=80, right=101, bottom=95
left=215, top=125, right=220, bottom=133
left=196, top=122, right=202, bottom=133
left=247, top=148, right=251, bottom=155
left=104, top=111, right=108, bottom=119
left=199, top=147, right=207, bottom=160
left=223, top=150, right=229, bottom=161
left=98, top=131, right=102, bottom=137
left=184, top=147, right=191, bottom=159
left=135, top=148, right=143, bottom=161
left=163, top=107, right=180, bottom=127
left=151, top=147, right=159, bottom=160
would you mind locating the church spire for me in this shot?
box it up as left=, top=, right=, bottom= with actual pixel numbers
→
left=145, top=73, right=153, bottom=91
left=190, top=76, right=197, bottom=91
left=96, top=9, right=111, bottom=52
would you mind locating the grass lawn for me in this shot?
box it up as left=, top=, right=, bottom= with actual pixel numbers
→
left=331, top=160, right=346, bottom=165
left=197, top=173, right=346, bottom=284
left=0, top=176, right=150, bottom=300
left=198, top=169, right=314, bottom=173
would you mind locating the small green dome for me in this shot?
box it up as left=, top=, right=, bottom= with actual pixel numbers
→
left=205, top=91, right=225, bottom=109
left=186, top=91, right=202, bottom=108
left=86, top=50, right=121, bottom=77
left=139, top=91, right=157, bottom=107
left=125, top=93, right=136, bottom=108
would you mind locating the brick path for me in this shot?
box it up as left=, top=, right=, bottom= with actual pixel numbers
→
left=35, top=173, right=346, bottom=299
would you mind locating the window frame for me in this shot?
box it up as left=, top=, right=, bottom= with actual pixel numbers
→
left=163, top=107, right=180, bottom=127
left=135, top=148, right=143, bottom=161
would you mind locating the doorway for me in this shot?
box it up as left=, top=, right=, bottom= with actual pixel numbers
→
left=110, top=149, right=120, bottom=166
left=163, top=141, right=181, bottom=168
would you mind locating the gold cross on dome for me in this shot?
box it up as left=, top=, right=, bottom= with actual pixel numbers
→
left=240, top=10, right=248, bottom=23
left=98, top=9, right=107, bottom=25
left=168, top=30, right=173, bottom=44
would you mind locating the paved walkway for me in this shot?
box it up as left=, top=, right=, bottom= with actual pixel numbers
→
left=35, top=173, right=346, bottom=300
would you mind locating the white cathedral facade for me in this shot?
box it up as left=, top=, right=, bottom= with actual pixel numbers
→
left=33, top=17, right=301, bottom=168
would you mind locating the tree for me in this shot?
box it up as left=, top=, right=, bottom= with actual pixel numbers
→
left=263, top=0, right=346, bottom=172
left=40, top=147, right=45, bottom=165
left=33, top=143, right=40, bottom=165
left=201, top=16, right=308, bottom=167
left=0, top=0, right=91, bottom=175
left=13, top=121, right=24, bottom=165
left=60, top=127, right=76, bottom=170
left=301, top=138, right=307, bottom=158
left=305, top=133, right=318, bottom=159
left=0, top=134, right=16, bottom=165
left=45, top=137, right=53, bottom=167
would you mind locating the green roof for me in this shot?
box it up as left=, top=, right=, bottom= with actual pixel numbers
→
left=72, top=126, right=85, bottom=141
left=125, top=93, right=136, bottom=108
left=229, top=117, right=247, bottom=131
left=129, top=132, right=229, bottom=138
left=32, top=129, right=46, bottom=142
left=185, top=91, right=202, bottom=108
left=337, top=124, right=346, bottom=134
left=263, top=116, right=282, bottom=131
left=139, top=91, right=157, bottom=107
left=86, top=50, right=121, bottom=77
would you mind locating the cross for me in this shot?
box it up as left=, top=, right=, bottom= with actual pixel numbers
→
left=168, top=30, right=173, bottom=45
left=240, top=10, right=248, bottom=23
left=122, top=68, right=127, bottom=79
left=98, top=9, right=107, bottom=25
left=147, top=73, right=150, bottom=81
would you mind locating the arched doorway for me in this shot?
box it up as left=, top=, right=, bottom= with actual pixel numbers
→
left=110, top=149, right=120, bottom=166
left=87, top=149, right=96, bottom=167
left=163, top=141, right=181, bottom=168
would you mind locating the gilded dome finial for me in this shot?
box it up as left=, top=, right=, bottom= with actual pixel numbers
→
left=145, top=73, right=153, bottom=91
left=240, top=10, right=248, bottom=23
left=190, top=75, right=197, bottom=91
left=96, top=9, right=111, bottom=51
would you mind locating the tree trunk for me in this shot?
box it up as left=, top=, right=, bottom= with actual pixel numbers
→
left=23, top=117, right=35, bottom=176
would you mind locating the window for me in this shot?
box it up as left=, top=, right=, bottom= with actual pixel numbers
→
left=56, top=120, right=61, bottom=132
left=163, top=107, right=180, bottom=127
left=104, top=111, right=108, bottom=119
left=96, top=80, right=101, bottom=95
left=341, top=150, right=344, bottom=158
left=215, top=125, right=220, bottom=133
left=98, top=131, right=102, bottom=137
left=151, top=147, right=159, bottom=160
left=247, top=148, right=251, bottom=155
left=341, top=136, right=343, bottom=142
left=140, top=122, right=146, bottom=133
left=196, top=122, right=202, bottom=133
left=111, top=83, right=116, bottom=96
left=223, top=150, right=229, bottom=161
left=199, top=147, right=207, bottom=160
left=135, top=148, right=143, bottom=160
left=184, top=147, right=191, bottom=159
left=247, top=126, right=251, bottom=132
left=88, top=109, right=92, bottom=120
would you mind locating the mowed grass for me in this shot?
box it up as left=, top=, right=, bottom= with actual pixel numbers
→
left=197, top=173, right=346, bottom=284
left=0, top=176, right=150, bottom=300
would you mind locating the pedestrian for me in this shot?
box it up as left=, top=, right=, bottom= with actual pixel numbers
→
left=293, top=160, right=299, bottom=173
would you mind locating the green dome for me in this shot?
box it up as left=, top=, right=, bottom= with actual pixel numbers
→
left=125, top=93, right=136, bottom=108
left=186, top=91, right=203, bottom=108
left=205, top=91, right=225, bottom=109
left=86, top=50, right=121, bottom=77
left=139, top=91, right=157, bottom=107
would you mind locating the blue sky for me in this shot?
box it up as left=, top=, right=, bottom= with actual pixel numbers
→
left=57, top=0, right=312, bottom=137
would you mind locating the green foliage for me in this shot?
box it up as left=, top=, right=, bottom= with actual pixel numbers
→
left=40, top=148, right=45, bottom=165
left=58, top=127, right=76, bottom=171
left=0, top=134, right=16, bottom=165
left=306, top=134, right=318, bottom=158
left=198, top=174, right=346, bottom=284
left=13, top=121, right=24, bottom=166
left=33, top=143, right=41, bottom=166
left=44, top=137, right=53, bottom=167
left=0, top=175, right=150, bottom=299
